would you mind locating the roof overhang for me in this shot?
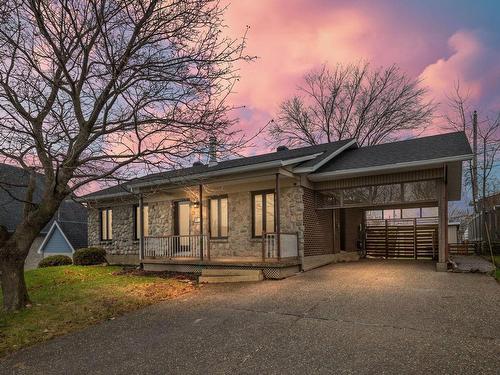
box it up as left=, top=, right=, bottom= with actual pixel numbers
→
left=292, top=139, right=358, bottom=173
left=128, top=153, right=322, bottom=192
left=77, top=191, right=132, bottom=202
left=307, top=154, right=473, bottom=182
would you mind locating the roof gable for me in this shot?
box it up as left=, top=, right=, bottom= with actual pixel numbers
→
left=310, top=132, right=472, bottom=178
left=38, top=221, right=74, bottom=254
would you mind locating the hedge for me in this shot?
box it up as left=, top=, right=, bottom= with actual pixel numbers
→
left=73, top=247, right=107, bottom=266
left=38, top=255, right=73, bottom=268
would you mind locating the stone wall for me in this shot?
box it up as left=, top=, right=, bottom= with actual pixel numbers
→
left=190, top=186, right=304, bottom=258
left=88, top=185, right=305, bottom=261
left=88, top=203, right=139, bottom=258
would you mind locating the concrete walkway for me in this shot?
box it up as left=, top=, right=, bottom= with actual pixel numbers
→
left=2, top=260, right=500, bottom=374
left=451, top=255, right=496, bottom=273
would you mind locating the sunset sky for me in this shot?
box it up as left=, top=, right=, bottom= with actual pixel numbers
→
left=224, top=0, right=500, bottom=152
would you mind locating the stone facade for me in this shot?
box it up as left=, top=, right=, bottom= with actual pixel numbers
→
left=88, top=202, right=139, bottom=257
left=88, top=185, right=305, bottom=261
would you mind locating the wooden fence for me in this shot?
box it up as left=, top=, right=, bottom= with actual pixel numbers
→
left=364, top=219, right=438, bottom=259
left=448, top=242, right=476, bottom=256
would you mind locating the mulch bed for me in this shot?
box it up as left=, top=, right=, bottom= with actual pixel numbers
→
left=113, top=267, right=198, bottom=282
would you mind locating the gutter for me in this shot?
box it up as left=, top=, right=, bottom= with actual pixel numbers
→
left=77, top=190, right=133, bottom=202
left=307, top=153, right=474, bottom=182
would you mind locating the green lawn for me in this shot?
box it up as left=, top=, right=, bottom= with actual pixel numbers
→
left=0, top=266, right=194, bottom=357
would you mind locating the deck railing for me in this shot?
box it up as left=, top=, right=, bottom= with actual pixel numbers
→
left=262, top=232, right=299, bottom=260
left=144, top=235, right=209, bottom=259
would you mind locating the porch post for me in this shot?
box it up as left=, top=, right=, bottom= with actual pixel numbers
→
left=275, top=172, right=281, bottom=260
left=139, top=194, right=144, bottom=262
left=437, top=168, right=448, bottom=271
left=199, top=184, right=204, bottom=261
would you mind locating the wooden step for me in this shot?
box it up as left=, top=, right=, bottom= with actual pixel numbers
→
left=201, top=268, right=263, bottom=277
left=199, top=274, right=263, bottom=283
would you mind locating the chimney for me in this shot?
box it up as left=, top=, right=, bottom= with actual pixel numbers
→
left=276, top=145, right=289, bottom=152
left=208, top=136, right=218, bottom=166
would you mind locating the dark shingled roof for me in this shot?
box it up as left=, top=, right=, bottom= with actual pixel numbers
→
left=82, top=132, right=472, bottom=200
left=57, top=220, right=88, bottom=250
left=83, top=139, right=355, bottom=199
left=313, top=132, right=472, bottom=174
left=0, top=164, right=87, bottom=240
left=0, top=163, right=47, bottom=232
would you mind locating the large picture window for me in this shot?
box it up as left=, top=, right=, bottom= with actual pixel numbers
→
left=252, top=191, right=275, bottom=237
left=133, top=204, right=149, bottom=240
left=209, top=196, right=228, bottom=238
left=100, top=208, right=113, bottom=241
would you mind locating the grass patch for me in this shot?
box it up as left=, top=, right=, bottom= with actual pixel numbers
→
left=493, top=256, right=500, bottom=280
left=0, top=266, right=195, bottom=357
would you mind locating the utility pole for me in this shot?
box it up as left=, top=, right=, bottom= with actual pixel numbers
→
left=472, top=110, right=478, bottom=214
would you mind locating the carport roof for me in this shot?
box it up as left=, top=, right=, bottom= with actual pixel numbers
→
left=310, top=132, right=472, bottom=179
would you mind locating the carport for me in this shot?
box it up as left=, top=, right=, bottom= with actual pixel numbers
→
left=307, top=133, right=472, bottom=271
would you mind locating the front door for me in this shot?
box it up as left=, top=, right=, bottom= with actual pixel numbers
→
left=174, top=201, right=191, bottom=252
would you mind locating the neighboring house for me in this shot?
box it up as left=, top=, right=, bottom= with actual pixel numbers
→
left=467, top=191, right=500, bottom=254
left=37, top=202, right=88, bottom=258
left=82, top=132, right=472, bottom=276
left=448, top=222, right=461, bottom=244
left=0, top=163, right=88, bottom=269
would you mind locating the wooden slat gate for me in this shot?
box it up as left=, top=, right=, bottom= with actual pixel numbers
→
left=364, top=219, right=438, bottom=259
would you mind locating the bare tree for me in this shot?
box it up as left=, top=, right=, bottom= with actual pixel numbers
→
left=0, top=0, right=251, bottom=311
left=269, top=62, right=435, bottom=148
left=446, top=82, right=500, bottom=213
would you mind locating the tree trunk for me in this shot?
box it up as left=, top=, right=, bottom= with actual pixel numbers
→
left=1, top=257, right=30, bottom=311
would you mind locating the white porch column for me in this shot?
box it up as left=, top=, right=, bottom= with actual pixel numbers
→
left=139, top=194, right=144, bottom=262
left=275, top=172, right=281, bottom=260
left=199, top=184, right=204, bottom=261
left=437, top=169, right=449, bottom=271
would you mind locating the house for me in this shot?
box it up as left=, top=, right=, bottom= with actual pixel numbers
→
left=0, top=163, right=88, bottom=269
left=82, top=132, right=472, bottom=277
left=36, top=202, right=88, bottom=258
left=467, top=191, right=500, bottom=254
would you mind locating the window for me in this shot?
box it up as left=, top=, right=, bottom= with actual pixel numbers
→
left=383, top=209, right=401, bottom=219
left=401, top=208, right=420, bottom=219
left=252, top=191, right=275, bottom=237
left=365, top=210, right=383, bottom=220
left=421, top=207, right=438, bottom=217
left=133, top=204, right=149, bottom=240
left=209, top=196, right=228, bottom=238
left=100, top=208, right=113, bottom=241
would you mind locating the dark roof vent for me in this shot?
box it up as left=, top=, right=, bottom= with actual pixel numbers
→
left=192, top=161, right=204, bottom=167
left=276, top=145, right=289, bottom=152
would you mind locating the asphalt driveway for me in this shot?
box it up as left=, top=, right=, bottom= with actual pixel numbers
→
left=2, top=260, right=500, bottom=374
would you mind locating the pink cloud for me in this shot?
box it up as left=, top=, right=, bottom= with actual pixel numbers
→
left=420, top=30, right=500, bottom=108
left=222, top=2, right=500, bottom=149
left=224, top=0, right=449, bottom=148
